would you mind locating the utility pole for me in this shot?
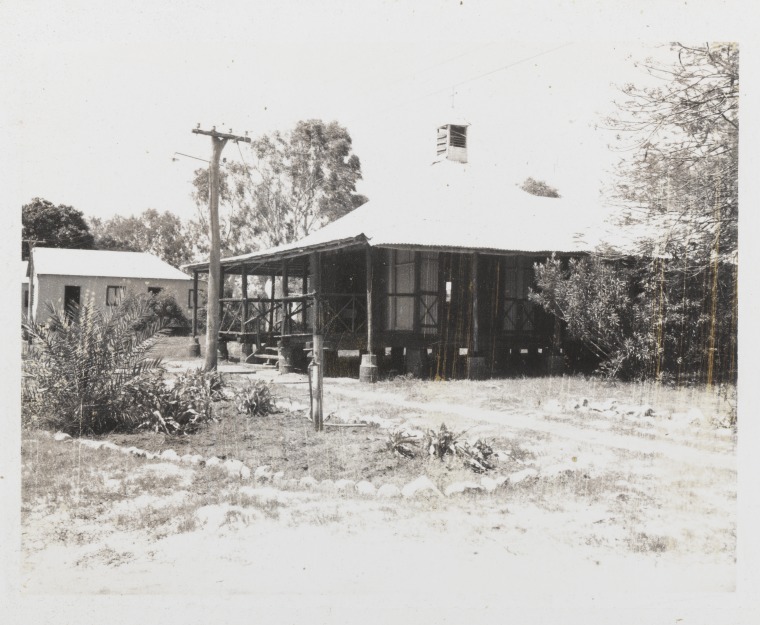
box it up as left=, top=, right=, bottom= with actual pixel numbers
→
left=192, top=126, right=251, bottom=371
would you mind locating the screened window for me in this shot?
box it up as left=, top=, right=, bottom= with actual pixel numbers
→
left=188, top=289, right=196, bottom=309
left=148, top=286, right=162, bottom=296
left=385, top=250, right=439, bottom=334
left=386, top=249, right=415, bottom=331
left=503, top=257, right=535, bottom=332
left=106, top=286, right=125, bottom=306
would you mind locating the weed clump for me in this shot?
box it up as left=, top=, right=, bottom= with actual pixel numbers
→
left=235, top=379, right=276, bottom=417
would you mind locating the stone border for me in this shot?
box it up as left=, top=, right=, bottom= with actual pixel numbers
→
left=45, top=430, right=566, bottom=501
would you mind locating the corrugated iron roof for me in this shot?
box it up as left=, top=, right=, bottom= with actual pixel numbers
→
left=187, top=160, right=613, bottom=271
left=31, top=247, right=191, bottom=280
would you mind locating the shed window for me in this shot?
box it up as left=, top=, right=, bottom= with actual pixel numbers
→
left=188, top=289, right=196, bottom=309
left=148, top=286, right=162, bottom=296
left=106, top=286, right=126, bottom=306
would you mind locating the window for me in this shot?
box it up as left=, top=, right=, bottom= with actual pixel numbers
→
left=106, top=285, right=125, bottom=306
left=384, top=250, right=439, bottom=334
left=188, top=289, right=196, bottom=309
left=148, top=286, right=163, bottom=296
left=503, top=257, right=536, bottom=332
left=23, top=289, right=29, bottom=308
left=386, top=249, right=415, bottom=331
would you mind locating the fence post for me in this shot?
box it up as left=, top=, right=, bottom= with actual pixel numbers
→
left=310, top=252, right=323, bottom=430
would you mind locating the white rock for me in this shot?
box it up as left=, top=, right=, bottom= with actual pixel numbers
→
left=272, top=471, right=286, bottom=485
left=508, top=468, right=539, bottom=485
left=254, top=465, right=273, bottom=482
left=376, top=484, right=402, bottom=499
left=239, top=465, right=251, bottom=480
left=204, top=456, right=222, bottom=467
left=544, top=399, right=562, bottom=413
left=480, top=476, right=499, bottom=492
left=317, top=479, right=336, bottom=492
left=100, top=441, right=120, bottom=451
left=223, top=459, right=247, bottom=477
left=334, top=479, right=355, bottom=492
left=181, top=454, right=204, bottom=465
left=78, top=439, right=104, bottom=449
left=402, top=476, right=443, bottom=499
left=160, top=449, right=179, bottom=461
left=444, top=481, right=484, bottom=496
left=355, top=480, right=376, bottom=496
left=53, top=432, right=71, bottom=442
left=299, top=476, right=318, bottom=489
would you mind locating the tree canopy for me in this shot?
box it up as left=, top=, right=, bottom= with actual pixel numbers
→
left=604, top=43, right=738, bottom=264
left=191, top=119, right=367, bottom=256
left=22, top=198, right=95, bottom=260
left=531, top=43, right=739, bottom=384
left=89, top=209, right=194, bottom=269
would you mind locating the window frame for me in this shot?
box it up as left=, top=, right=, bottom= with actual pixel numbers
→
left=106, top=285, right=126, bottom=306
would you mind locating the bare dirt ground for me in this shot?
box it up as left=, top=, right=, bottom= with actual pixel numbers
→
left=17, top=345, right=742, bottom=622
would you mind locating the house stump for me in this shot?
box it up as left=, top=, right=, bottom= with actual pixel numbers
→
left=406, top=348, right=429, bottom=378
left=359, top=353, right=378, bottom=383
left=466, top=355, right=488, bottom=380
left=186, top=338, right=201, bottom=358
left=278, top=342, right=296, bottom=374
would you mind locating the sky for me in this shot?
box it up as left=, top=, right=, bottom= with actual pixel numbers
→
left=2, top=1, right=737, bottom=228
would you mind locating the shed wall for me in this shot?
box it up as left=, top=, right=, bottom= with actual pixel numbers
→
left=32, top=274, right=194, bottom=322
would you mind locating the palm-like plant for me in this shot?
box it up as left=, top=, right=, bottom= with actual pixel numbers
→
left=23, top=298, right=166, bottom=434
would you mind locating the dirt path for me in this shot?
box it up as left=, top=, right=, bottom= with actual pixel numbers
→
left=324, top=384, right=736, bottom=471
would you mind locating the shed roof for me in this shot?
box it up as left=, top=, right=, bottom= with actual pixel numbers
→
left=31, top=247, right=191, bottom=281
left=187, top=160, right=608, bottom=273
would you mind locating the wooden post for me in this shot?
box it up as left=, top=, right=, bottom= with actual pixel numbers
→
left=282, top=259, right=289, bottom=336
left=268, top=271, right=276, bottom=336
left=471, top=252, right=479, bottom=355
left=366, top=247, right=374, bottom=354
left=468, top=252, right=486, bottom=379
left=301, top=263, right=308, bottom=330
left=192, top=126, right=251, bottom=371
left=202, top=136, right=226, bottom=371
left=192, top=270, right=199, bottom=338
left=360, top=245, right=378, bottom=383
left=310, top=252, right=323, bottom=430
left=241, top=266, right=248, bottom=335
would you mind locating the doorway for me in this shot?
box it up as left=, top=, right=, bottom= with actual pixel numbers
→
left=64, top=285, right=81, bottom=320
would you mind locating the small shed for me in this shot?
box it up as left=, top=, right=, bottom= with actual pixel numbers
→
left=28, top=247, right=195, bottom=323
left=186, top=122, right=601, bottom=379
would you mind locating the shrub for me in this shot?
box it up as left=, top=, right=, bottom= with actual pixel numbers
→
left=424, top=423, right=465, bottom=460
left=130, top=369, right=224, bottom=434
left=235, top=379, right=276, bottom=417
left=385, top=429, right=420, bottom=458
left=22, top=298, right=166, bottom=434
left=128, top=292, right=190, bottom=334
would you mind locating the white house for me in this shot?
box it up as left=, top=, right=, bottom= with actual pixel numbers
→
left=27, top=247, right=196, bottom=323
